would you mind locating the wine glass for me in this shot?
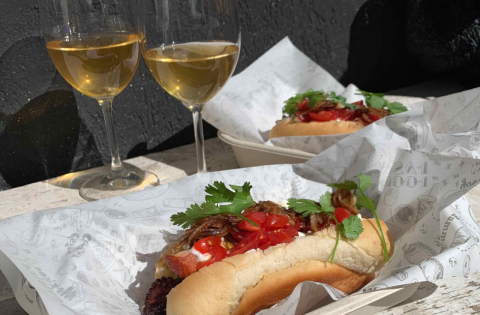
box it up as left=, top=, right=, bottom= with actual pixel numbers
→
left=39, top=0, right=159, bottom=201
left=140, top=0, right=240, bottom=173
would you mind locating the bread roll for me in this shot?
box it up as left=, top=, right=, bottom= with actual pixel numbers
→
left=166, top=219, right=394, bottom=315
left=269, top=119, right=365, bottom=138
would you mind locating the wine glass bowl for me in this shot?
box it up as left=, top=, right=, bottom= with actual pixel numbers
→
left=142, top=42, right=239, bottom=107
left=141, top=0, right=240, bottom=172
left=45, top=33, right=140, bottom=99
left=40, top=0, right=159, bottom=201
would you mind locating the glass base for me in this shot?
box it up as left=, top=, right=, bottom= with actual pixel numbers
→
left=79, top=169, right=160, bottom=201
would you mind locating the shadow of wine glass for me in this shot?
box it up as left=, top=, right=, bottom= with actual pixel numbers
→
left=45, top=162, right=156, bottom=190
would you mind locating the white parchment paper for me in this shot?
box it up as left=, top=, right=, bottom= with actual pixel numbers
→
left=2, top=88, right=480, bottom=314
left=203, top=36, right=345, bottom=145
left=203, top=37, right=425, bottom=155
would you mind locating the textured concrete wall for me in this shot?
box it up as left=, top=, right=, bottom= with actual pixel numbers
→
left=0, top=0, right=465, bottom=190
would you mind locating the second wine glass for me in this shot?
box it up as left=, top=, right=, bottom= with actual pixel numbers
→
left=141, top=0, right=241, bottom=173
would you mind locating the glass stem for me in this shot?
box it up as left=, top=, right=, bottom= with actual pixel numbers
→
left=191, top=105, right=207, bottom=173
left=98, top=98, right=127, bottom=178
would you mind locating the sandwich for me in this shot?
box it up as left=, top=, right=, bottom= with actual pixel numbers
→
left=269, top=90, right=408, bottom=138
left=143, top=174, right=394, bottom=315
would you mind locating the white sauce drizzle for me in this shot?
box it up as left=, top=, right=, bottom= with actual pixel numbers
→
left=190, top=247, right=211, bottom=262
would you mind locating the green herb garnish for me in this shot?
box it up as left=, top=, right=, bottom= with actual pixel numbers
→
left=340, top=216, right=364, bottom=239
left=171, top=181, right=257, bottom=229
left=288, top=191, right=364, bottom=264
left=282, top=89, right=408, bottom=119
left=358, top=90, right=408, bottom=114
left=329, top=174, right=390, bottom=262
left=282, top=89, right=356, bottom=117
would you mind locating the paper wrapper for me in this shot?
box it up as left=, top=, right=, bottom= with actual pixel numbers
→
left=2, top=89, right=480, bottom=314
left=203, top=37, right=425, bottom=154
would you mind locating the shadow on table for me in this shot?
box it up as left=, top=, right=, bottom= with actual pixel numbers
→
left=386, top=281, right=438, bottom=309
left=45, top=162, right=149, bottom=190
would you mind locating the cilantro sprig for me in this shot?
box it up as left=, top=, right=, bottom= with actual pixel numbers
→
left=358, top=90, right=408, bottom=114
left=328, top=174, right=390, bottom=262
left=282, top=89, right=408, bottom=119
left=282, top=89, right=356, bottom=117
left=288, top=191, right=364, bottom=264
left=171, top=181, right=257, bottom=229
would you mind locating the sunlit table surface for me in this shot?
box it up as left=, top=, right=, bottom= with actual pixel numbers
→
left=1, top=137, right=480, bottom=315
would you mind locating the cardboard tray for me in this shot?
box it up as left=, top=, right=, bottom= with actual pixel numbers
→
left=218, top=131, right=315, bottom=167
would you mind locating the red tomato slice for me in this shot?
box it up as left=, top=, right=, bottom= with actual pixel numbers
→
left=228, top=231, right=260, bottom=256
left=336, top=109, right=355, bottom=121
left=263, top=214, right=290, bottom=229
left=193, top=236, right=222, bottom=254
left=166, top=251, right=198, bottom=278
left=238, top=220, right=260, bottom=231
left=334, top=207, right=352, bottom=224
left=267, top=233, right=280, bottom=246
left=258, top=229, right=269, bottom=245
left=195, top=243, right=228, bottom=271
left=309, top=110, right=339, bottom=122
left=296, top=99, right=309, bottom=111
left=282, top=224, right=299, bottom=237
left=295, top=111, right=312, bottom=122
left=259, top=241, right=272, bottom=250
left=368, top=114, right=380, bottom=122
left=277, top=230, right=294, bottom=244
left=210, top=245, right=227, bottom=264
left=247, top=211, right=267, bottom=225
left=229, top=228, right=246, bottom=242
left=352, top=100, right=364, bottom=107
left=238, top=212, right=266, bottom=231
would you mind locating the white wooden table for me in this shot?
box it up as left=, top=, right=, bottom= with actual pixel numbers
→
left=1, top=137, right=480, bottom=314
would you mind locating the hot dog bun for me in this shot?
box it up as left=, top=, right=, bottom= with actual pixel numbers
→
left=166, top=218, right=394, bottom=315
left=269, top=119, right=364, bottom=138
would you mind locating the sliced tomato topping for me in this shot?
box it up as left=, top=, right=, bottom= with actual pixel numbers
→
left=309, top=110, right=339, bottom=122
left=352, top=100, right=364, bottom=107
left=296, top=99, right=309, bottom=111
left=258, top=231, right=269, bottom=245
left=166, top=251, right=198, bottom=278
left=277, top=230, right=295, bottom=244
left=238, top=212, right=266, bottom=231
left=229, top=231, right=260, bottom=256
left=263, top=214, right=289, bottom=229
left=229, top=228, right=246, bottom=242
left=267, top=233, right=280, bottom=246
left=336, top=109, right=355, bottom=121
left=210, top=245, right=227, bottom=264
left=334, top=207, right=352, bottom=224
left=295, top=111, right=312, bottom=122
left=283, top=224, right=299, bottom=237
left=368, top=114, right=380, bottom=122
left=193, top=236, right=222, bottom=254
left=259, top=241, right=271, bottom=250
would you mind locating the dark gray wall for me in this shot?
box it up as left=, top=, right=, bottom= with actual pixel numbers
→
left=0, top=0, right=477, bottom=190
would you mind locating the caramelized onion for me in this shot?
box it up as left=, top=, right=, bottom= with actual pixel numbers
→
left=332, top=189, right=360, bottom=215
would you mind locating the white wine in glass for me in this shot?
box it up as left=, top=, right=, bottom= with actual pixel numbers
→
left=143, top=42, right=239, bottom=107
left=40, top=0, right=159, bottom=201
left=141, top=0, right=240, bottom=172
left=45, top=33, right=139, bottom=98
